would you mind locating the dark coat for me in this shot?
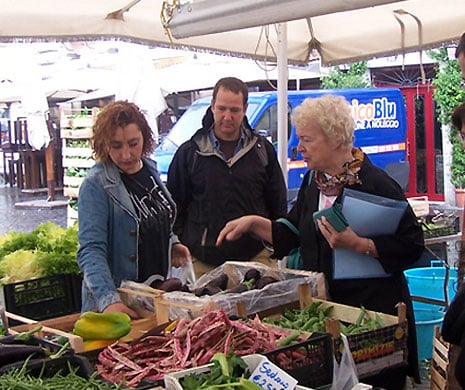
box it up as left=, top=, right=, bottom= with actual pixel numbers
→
left=272, top=155, right=425, bottom=384
left=442, top=282, right=465, bottom=387
left=167, top=108, right=287, bottom=265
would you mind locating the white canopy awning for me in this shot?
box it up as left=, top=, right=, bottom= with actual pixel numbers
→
left=0, top=0, right=462, bottom=66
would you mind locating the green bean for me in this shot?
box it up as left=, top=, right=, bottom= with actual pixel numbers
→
left=0, top=363, right=123, bottom=390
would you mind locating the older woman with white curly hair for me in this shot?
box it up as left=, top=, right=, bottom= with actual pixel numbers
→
left=217, top=94, right=425, bottom=389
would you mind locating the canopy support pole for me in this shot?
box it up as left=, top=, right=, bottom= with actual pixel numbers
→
left=277, top=23, right=289, bottom=186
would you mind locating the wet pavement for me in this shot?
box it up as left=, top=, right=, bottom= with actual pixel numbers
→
left=0, top=183, right=68, bottom=236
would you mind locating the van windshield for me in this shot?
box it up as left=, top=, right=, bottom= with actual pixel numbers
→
left=157, top=102, right=260, bottom=152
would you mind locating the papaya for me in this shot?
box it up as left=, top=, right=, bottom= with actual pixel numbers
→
left=73, top=311, right=131, bottom=340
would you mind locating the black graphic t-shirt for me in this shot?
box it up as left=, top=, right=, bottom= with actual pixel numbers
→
left=121, top=165, right=174, bottom=281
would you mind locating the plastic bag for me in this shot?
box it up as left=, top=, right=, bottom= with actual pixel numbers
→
left=331, top=334, right=359, bottom=390
left=171, top=259, right=196, bottom=288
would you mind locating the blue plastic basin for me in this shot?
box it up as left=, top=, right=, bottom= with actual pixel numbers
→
left=404, top=266, right=458, bottom=309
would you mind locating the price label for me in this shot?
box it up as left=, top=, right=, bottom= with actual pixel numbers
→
left=250, top=358, right=298, bottom=390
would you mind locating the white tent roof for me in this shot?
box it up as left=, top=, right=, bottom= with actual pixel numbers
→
left=0, top=0, right=463, bottom=66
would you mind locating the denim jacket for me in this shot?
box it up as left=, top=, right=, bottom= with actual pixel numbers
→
left=77, top=158, right=178, bottom=312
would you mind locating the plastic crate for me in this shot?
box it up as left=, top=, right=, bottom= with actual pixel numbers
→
left=264, top=333, right=333, bottom=389
left=423, top=225, right=457, bottom=239
left=345, top=321, right=408, bottom=379
left=3, top=274, right=82, bottom=321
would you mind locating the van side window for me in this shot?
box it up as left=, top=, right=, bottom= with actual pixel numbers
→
left=254, top=103, right=292, bottom=146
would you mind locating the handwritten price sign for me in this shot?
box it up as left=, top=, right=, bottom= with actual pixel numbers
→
left=250, top=359, right=298, bottom=390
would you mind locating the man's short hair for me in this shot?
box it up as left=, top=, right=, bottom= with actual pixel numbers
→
left=455, top=33, right=465, bottom=58
left=212, top=77, right=248, bottom=106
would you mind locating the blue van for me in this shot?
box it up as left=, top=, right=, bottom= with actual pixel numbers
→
left=154, top=88, right=407, bottom=196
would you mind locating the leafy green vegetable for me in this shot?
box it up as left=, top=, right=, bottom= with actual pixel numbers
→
left=0, top=249, right=41, bottom=284
left=0, top=231, right=39, bottom=259
left=0, top=222, right=81, bottom=284
left=179, top=352, right=260, bottom=390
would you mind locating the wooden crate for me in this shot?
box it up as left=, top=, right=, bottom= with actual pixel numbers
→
left=60, top=108, right=99, bottom=130
left=60, top=128, right=93, bottom=139
left=258, top=284, right=408, bottom=380
left=60, top=109, right=95, bottom=200
left=117, top=283, right=165, bottom=318
left=7, top=310, right=158, bottom=354
left=431, top=326, right=463, bottom=390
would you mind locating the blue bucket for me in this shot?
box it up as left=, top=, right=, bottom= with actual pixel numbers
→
left=404, top=265, right=458, bottom=309
left=414, top=308, right=445, bottom=360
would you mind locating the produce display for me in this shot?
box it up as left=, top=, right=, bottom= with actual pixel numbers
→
left=0, top=366, right=120, bottom=390
left=96, top=308, right=305, bottom=388
left=264, top=301, right=386, bottom=335
left=154, top=261, right=327, bottom=320
left=61, top=108, right=95, bottom=199
left=0, top=326, right=72, bottom=374
left=191, top=269, right=278, bottom=296
left=178, top=352, right=261, bottom=390
left=0, top=222, right=80, bottom=284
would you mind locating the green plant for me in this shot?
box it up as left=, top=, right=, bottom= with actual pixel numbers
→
left=321, top=61, right=372, bottom=88
left=430, top=48, right=465, bottom=188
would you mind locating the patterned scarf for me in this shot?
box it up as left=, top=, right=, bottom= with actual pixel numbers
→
left=313, top=148, right=364, bottom=196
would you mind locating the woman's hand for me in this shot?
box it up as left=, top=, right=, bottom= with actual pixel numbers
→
left=103, top=302, right=139, bottom=319
left=217, top=216, right=254, bottom=246
left=317, top=216, right=370, bottom=254
left=171, top=242, right=191, bottom=267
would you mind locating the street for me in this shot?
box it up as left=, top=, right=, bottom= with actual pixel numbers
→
left=0, top=184, right=68, bottom=236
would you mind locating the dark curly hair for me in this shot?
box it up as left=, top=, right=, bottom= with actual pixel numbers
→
left=452, top=102, right=465, bottom=131
left=92, top=101, right=155, bottom=163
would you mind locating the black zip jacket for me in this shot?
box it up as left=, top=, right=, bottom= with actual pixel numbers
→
left=167, top=108, right=287, bottom=265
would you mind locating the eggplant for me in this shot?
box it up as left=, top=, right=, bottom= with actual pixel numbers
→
left=224, top=284, right=248, bottom=294
left=253, top=276, right=278, bottom=289
left=207, top=274, right=229, bottom=290
left=0, top=326, right=42, bottom=345
left=158, top=278, right=183, bottom=292
left=0, top=343, right=46, bottom=366
left=194, top=285, right=223, bottom=296
left=150, top=279, right=163, bottom=289
left=243, top=268, right=261, bottom=282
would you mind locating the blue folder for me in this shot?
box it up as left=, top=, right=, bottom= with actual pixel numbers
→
left=333, top=188, right=408, bottom=279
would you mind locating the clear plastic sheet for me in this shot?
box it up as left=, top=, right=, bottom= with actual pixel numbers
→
left=161, top=261, right=327, bottom=320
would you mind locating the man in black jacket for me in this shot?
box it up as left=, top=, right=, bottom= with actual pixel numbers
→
left=167, top=77, right=287, bottom=277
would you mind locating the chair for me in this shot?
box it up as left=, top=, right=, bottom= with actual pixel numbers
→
left=0, top=120, right=22, bottom=187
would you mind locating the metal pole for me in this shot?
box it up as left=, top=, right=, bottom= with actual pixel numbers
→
left=277, top=23, right=288, bottom=186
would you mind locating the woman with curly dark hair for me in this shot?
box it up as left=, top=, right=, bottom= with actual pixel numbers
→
left=77, top=101, right=190, bottom=317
